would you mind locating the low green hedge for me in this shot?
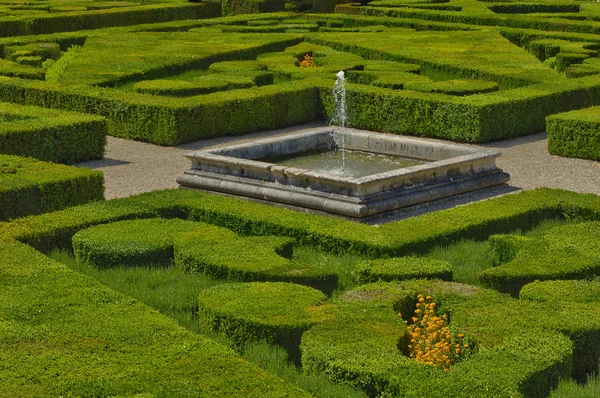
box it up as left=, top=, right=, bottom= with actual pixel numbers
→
left=404, top=79, right=499, bottom=96
left=0, top=77, right=320, bottom=145
left=0, top=240, right=309, bottom=397
left=198, top=281, right=330, bottom=358
left=354, top=256, right=452, bottom=284
left=72, top=218, right=206, bottom=268
left=133, top=79, right=213, bottom=97
left=521, top=279, right=600, bottom=304
left=0, top=102, right=107, bottom=164
left=300, top=280, right=578, bottom=397
left=2, top=188, right=600, bottom=261
left=174, top=227, right=338, bottom=293
left=546, top=106, right=600, bottom=161
left=0, top=59, right=44, bottom=80
left=0, top=3, right=221, bottom=37
left=479, top=222, right=600, bottom=296
left=0, top=154, right=103, bottom=221
left=318, top=74, right=600, bottom=142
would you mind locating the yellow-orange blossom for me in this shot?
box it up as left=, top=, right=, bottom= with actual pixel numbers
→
left=402, top=294, right=466, bottom=371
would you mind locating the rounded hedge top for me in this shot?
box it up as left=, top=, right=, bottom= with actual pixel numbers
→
left=521, top=279, right=600, bottom=303
left=301, top=280, right=583, bottom=397
left=199, top=281, right=329, bottom=328
left=72, top=218, right=207, bottom=268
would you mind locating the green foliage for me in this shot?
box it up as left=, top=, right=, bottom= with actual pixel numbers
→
left=0, top=58, right=44, bottom=79
left=546, top=106, right=600, bottom=161
left=198, top=282, right=329, bottom=357
left=521, top=279, right=600, bottom=304
left=355, top=256, right=452, bottom=284
left=480, top=222, right=600, bottom=296
left=134, top=79, right=218, bottom=97
left=0, top=72, right=319, bottom=145
left=174, top=226, right=338, bottom=292
left=404, top=79, right=499, bottom=96
left=0, top=240, right=309, bottom=397
left=0, top=154, right=103, bottom=221
left=72, top=218, right=207, bottom=268
left=44, top=44, right=82, bottom=82
left=0, top=2, right=221, bottom=37
left=243, top=342, right=368, bottom=398
left=0, top=101, right=107, bottom=164
left=301, top=280, right=577, bottom=397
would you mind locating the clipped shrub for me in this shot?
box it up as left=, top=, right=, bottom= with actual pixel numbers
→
left=555, top=52, right=591, bottom=72
left=0, top=59, right=44, bottom=79
left=372, top=71, right=431, bottom=89
left=404, top=79, right=499, bottom=96
left=521, top=279, right=600, bottom=304
left=0, top=77, right=320, bottom=145
left=363, top=60, right=421, bottom=74
left=0, top=240, right=308, bottom=397
left=355, top=256, right=452, bottom=284
left=72, top=218, right=206, bottom=268
left=174, top=226, right=338, bottom=293
left=0, top=102, right=107, bottom=164
left=480, top=222, right=600, bottom=296
left=301, top=280, right=577, bottom=397
left=208, top=60, right=267, bottom=73
left=546, top=106, right=600, bottom=161
left=0, top=3, right=221, bottom=37
left=133, top=79, right=210, bottom=97
left=0, top=154, right=104, bottom=221
left=198, top=282, right=330, bottom=358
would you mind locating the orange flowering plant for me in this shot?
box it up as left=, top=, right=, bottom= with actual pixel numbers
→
left=399, top=294, right=471, bottom=371
left=299, top=53, right=315, bottom=68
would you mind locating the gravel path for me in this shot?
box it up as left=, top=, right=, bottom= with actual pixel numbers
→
left=78, top=125, right=600, bottom=207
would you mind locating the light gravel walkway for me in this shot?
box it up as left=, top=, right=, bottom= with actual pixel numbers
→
left=78, top=124, right=600, bottom=209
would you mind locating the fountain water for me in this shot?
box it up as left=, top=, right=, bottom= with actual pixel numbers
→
left=332, top=71, right=347, bottom=171
left=178, top=72, right=510, bottom=218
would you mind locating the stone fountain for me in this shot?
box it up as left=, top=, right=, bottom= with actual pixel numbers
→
left=177, top=72, right=510, bottom=218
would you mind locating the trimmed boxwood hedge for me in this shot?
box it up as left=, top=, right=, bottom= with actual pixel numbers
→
left=404, top=79, right=499, bottom=96
left=480, top=222, right=600, bottom=296
left=174, top=227, right=338, bottom=293
left=354, top=256, right=452, bottom=284
left=300, top=280, right=580, bottom=397
left=1, top=188, right=600, bottom=394
left=72, top=218, right=207, bottom=268
left=0, top=240, right=309, bottom=397
left=0, top=2, right=221, bottom=38
left=0, top=101, right=107, bottom=164
left=0, top=77, right=320, bottom=145
left=520, top=279, right=600, bottom=304
left=2, top=187, right=600, bottom=259
left=198, top=282, right=330, bottom=357
left=546, top=106, right=600, bottom=161
left=0, top=154, right=103, bottom=221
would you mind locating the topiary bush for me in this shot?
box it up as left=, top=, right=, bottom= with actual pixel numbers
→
left=174, top=226, right=339, bottom=293
left=198, top=281, right=331, bottom=360
left=72, top=218, right=207, bottom=268
left=479, top=222, right=600, bottom=296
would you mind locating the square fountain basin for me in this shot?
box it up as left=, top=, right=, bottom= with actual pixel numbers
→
left=177, top=127, right=509, bottom=218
